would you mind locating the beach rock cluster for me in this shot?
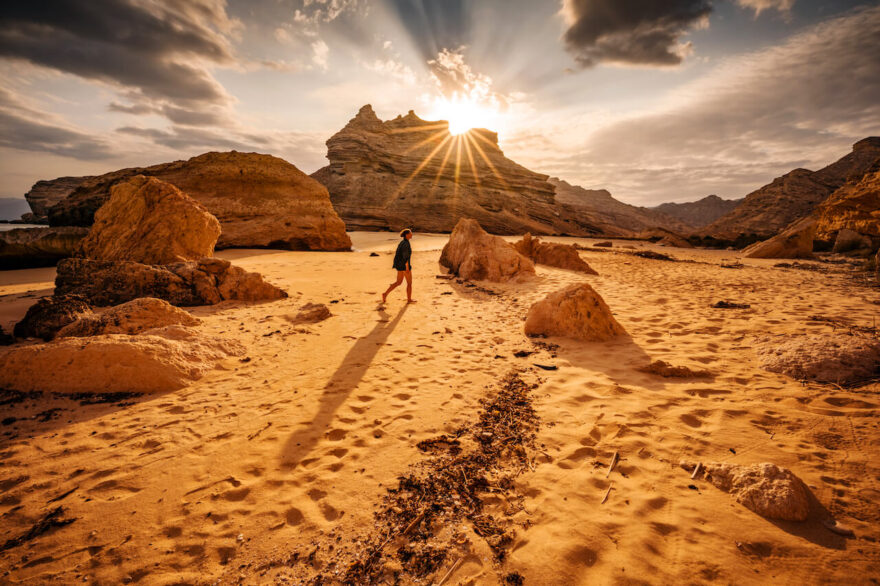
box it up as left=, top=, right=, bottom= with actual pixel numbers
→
left=57, top=298, right=200, bottom=338
left=13, top=295, right=92, bottom=341
left=754, top=333, right=880, bottom=385
left=700, top=462, right=811, bottom=521
left=513, top=233, right=598, bottom=274
left=22, top=175, right=92, bottom=223
left=524, top=283, right=626, bottom=341
left=0, top=226, right=89, bottom=269
left=44, top=151, right=351, bottom=251
left=439, top=218, right=535, bottom=282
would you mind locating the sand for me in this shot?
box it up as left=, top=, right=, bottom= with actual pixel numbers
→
left=0, top=233, right=878, bottom=584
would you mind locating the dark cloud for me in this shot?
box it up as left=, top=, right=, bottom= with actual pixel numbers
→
left=384, top=0, right=471, bottom=60
left=0, top=1, right=236, bottom=105
left=561, top=0, right=712, bottom=67
left=116, top=126, right=262, bottom=152
left=0, top=88, right=112, bottom=160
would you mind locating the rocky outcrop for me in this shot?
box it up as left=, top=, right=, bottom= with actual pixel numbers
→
left=312, top=105, right=604, bottom=236
left=0, top=226, right=89, bottom=269
left=814, top=169, right=880, bottom=248
left=513, top=233, right=598, bottom=274
left=652, top=194, right=742, bottom=228
left=832, top=229, right=872, bottom=253
left=79, top=176, right=221, bottom=264
left=46, top=151, right=351, bottom=251
left=701, top=137, right=880, bottom=246
left=55, top=257, right=287, bottom=307
left=699, top=463, right=810, bottom=521
left=0, top=326, right=244, bottom=393
left=57, top=298, right=199, bottom=338
left=23, top=176, right=92, bottom=222
left=13, top=295, right=92, bottom=341
left=0, top=325, right=14, bottom=346
left=637, top=227, right=694, bottom=248
left=524, top=283, right=626, bottom=341
left=550, top=178, right=691, bottom=235
left=755, top=333, right=880, bottom=385
left=439, top=218, right=535, bottom=282
left=743, top=217, right=816, bottom=259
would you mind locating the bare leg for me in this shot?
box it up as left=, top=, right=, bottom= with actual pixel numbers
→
left=405, top=270, right=414, bottom=302
left=382, top=272, right=405, bottom=303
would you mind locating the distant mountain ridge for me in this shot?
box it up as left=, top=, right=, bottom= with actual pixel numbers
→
left=652, top=194, right=742, bottom=229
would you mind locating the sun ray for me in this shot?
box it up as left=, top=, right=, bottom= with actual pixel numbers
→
left=453, top=135, right=463, bottom=200
left=387, top=133, right=453, bottom=203
left=403, top=129, right=452, bottom=156
left=461, top=131, right=482, bottom=196
left=466, top=132, right=510, bottom=189
left=389, top=123, right=449, bottom=135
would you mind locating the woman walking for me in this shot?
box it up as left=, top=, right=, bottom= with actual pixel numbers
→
left=382, top=229, right=415, bottom=304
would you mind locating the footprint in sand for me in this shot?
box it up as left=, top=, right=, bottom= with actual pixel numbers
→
left=285, top=508, right=305, bottom=526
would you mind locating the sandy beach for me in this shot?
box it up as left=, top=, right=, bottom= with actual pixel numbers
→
left=1, top=232, right=878, bottom=584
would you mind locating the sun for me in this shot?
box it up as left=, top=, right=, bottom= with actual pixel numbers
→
left=427, top=94, right=497, bottom=135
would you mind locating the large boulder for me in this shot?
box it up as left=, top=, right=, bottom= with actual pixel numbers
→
left=0, top=226, right=88, bottom=269
left=439, top=218, right=535, bottom=282
left=755, top=333, right=880, bottom=385
left=513, top=233, right=598, bottom=274
left=79, top=175, right=220, bottom=264
left=524, top=283, right=626, bottom=341
left=13, top=295, right=92, bottom=341
left=831, top=228, right=872, bottom=253
left=47, top=151, right=352, bottom=251
left=57, top=298, right=199, bottom=338
left=637, top=227, right=694, bottom=248
left=55, top=257, right=287, bottom=307
left=700, top=462, right=810, bottom=521
left=743, top=217, right=816, bottom=259
left=0, top=326, right=244, bottom=393
left=815, top=169, right=880, bottom=246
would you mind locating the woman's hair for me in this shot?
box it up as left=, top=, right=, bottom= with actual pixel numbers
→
left=399, top=228, right=412, bottom=238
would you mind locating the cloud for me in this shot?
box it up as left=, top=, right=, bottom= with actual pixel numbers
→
left=293, top=0, right=363, bottom=25
left=383, top=0, right=470, bottom=61
left=311, top=39, right=330, bottom=70
left=735, top=0, right=796, bottom=17
left=428, top=48, right=516, bottom=110
left=0, top=88, right=112, bottom=160
left=540, top=5, right=880, bottom=204
left=560, top=0, right=712, bottom=67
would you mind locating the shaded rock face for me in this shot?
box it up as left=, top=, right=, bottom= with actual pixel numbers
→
left=637, top=227, right=694, bottom=248
left=79, top=176, right=221, bottom=265
left=701, top=137, right=880, bottom=246
left=0, top=227, right=89, bottom=270
left=55, top=257, right=287, bottom=307
left=313, top=105, right=600, bottom=236
left=23, top=176, right=93, bottom=222
left=439, top=218, right=535, bottom=282
left=832, top=229, right=872, bottom=253
left=0, top=326, right=244, bottom=394
left=815, top=169, right=880, bottom=246
left=57, top=298, right=200, bottom=338
left=702, top=463, right=810, bottom=521
left=0, top=325, right=14, bottom=346
left=13, top=295, right=92, bottom=341
left=47, top=151, right=351, bottom=251
left=550, top=178, right=691, bottom=235
left=755, top=333, right=880, bottom=385
left=513, top=233, right=598, bottom=274
left=524, top=283, right=626, bottom=341
left=743, top=217, right=816, bottom=259
left=652, top=194, right=742, bottom=228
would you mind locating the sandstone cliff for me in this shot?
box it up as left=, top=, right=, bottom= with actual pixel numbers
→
left=23, top=176, right=93, bottom=222
left=46, top=152, right=351, bottom=251
left=814, top=168, right=880, bottom=244
left=700, top=137, right=880, bottom=246
left=652, top=194, right=742, bottom=228
left=312, top=105, right=607, bottom=236
left=0, top=227, right=89, bottom=270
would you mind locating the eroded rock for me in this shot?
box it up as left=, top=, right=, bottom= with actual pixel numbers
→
left=513, top=233, right=598, bottom=274
left=439, top=218, right=535, bottom=282
left=79, top=175, right=220, bottom=264
left=524, top=283, right=626, bottom=341
left=0, top=227, right=88, bottom=269
left=754, top=333, right=880, bottom=385
left=815, top=169, right=880, bottom=246
left=743, top=217, right=816, bottom=259
left=13, top=295, right=92, bottom=341
left=57, top=298, right=200, bottom=338
left=287, top=303, right=332, bottom=325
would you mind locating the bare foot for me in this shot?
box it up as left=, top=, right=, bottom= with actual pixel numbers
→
left=407, top=299, right=417, bottom=303
left=381, top=293, right=388, bottom=303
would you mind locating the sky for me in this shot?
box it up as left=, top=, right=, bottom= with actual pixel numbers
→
left=1, top=0, right=879, bottom=207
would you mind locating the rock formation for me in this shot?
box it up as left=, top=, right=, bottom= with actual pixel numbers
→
left=755, top=332, right=880, bottom=385
left=23, top=176, right=93, bottom=222
left=79, top=176, right=221, bottom=264
left=513, top=233, right=598, bottom=274
left=0, top=325, right=13, bottom=346
left=55, top=257, right=287, bottom=307
left=814, top=169, right=880, bottom=249
left=312, top=105, right=607, bottom=236
left=288, top=303, right=332, bottom=325
left=742, top=217, right=816, bottom=259
left=45, top=151, right=351, bottom=251
left=637, top=227, right=694, bottom=248
left=439, top=218, right=535, bottom=282
left=0, top=326, right=244, bottom=394
left=831, top=229, right=872, bottom=253
left=57, top=298, right=200, bottom=338
left=13, top=295, right=92, bottom=341
left=699, top=463, right=810, bottom=521
left=0, top=226, right=88, bottom=269
left=701, top=137, right=880, bottom=246
left=550, top=178, right=691, bottom=235
left=652, top=194, right=743, bottom=228
left=524, top=283, right=626, bottom=341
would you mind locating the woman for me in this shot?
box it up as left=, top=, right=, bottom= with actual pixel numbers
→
left=382, top=229, right=415, bottom=303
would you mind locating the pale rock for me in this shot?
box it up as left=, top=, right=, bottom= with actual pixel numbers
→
left=524, top=283, right=626, bottom=341
left=57, top=298, right=200, bottom=338
left=439, top=218, right=535, bottom=282
left=743, top=217, right=816, bottom=259
left=755, top=333, right=880, bottom=385
left=513, top=233, right=598, bottom=274
left=701, top=462, right=810, bottom=521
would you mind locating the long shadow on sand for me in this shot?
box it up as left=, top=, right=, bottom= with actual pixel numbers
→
left=278, top=303, right=408, bottom=467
